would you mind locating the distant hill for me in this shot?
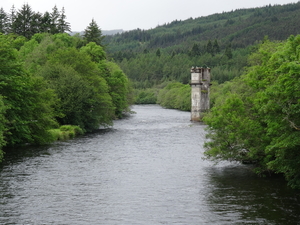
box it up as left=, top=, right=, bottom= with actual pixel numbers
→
left=69, top=29, right=124, bottom=36
left=104, top=2, right=300, bottom=54
left=101, top=2, right=300, bottom=87
left=103, top=29, right=124, bottom=35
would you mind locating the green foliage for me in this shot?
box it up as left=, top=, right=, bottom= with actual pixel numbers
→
left=84, top=19, right=105, bottom=47
left=40, top=48, right=115, bottom=131
left=0, top=26, right=131, bottom=158
left=105, top=62, right=131, bottom=117
left=17, top=32, right=132, bottom=131
left=0, top=34, right=57, bottom=146
left=203, top=35, right=300, bottom=188
left=80, top=42, right=106, bottom=63
left=134, top=88, right=158, bottom=104
left=105, top=2, right=300, bottom=89
left=49, top=125, right=83, bottom=141
left=157, top=82, right=191, bottom=111
left=0, top=96, right=7, bottom=162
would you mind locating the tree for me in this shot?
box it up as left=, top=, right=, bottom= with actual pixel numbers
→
left=203, top=35, right=300, bottom=189
left=57, top=7, right=70, bottom=33
left=213, top=39, right=220, bottom=54
left=30, top=12, right=43, bottom=34
left=190, top=43, right=200, bottom=57
left=8, top=5, right=16, bottom=33
left=83, top=19, right=105, bottom=46
left=40, top=11, right=52, bottom=33
left=80, top=41, right=106, bottom=63
left=0, top=96, right=7, bottom=162
left=225, top=43, right=233, bottom=59
left=50, top=5, right=60, bottom=34
left=0, top=34, right=57, bottom=145
left=12, top=3, right=35, bottom=38
left=105, top=62, right=131, bottom=117
left=43, top=47, right=115, bottom=130
left=0, top=7, right=9, bottom=34
left=206, top=40, right=213, bottom=55
left=156, top=48, right=161, bottom=57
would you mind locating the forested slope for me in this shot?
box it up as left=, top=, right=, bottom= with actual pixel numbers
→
left=105, top=2, right=300, bottom=86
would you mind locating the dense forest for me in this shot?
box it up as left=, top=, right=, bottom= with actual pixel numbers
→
left=0, top=4, right=132, bottom=162
left=104, top=2, right=300, bottom=88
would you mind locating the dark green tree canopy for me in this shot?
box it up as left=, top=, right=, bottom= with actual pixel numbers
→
left=83, top=19, right=105, bottom=46
left=190, top=43, right=200, bottom=57
left=203, top=35, right=300, bottom=189
left=1, top=4, right=70, bottom=38
left=12, top=3, right=35, bottom=38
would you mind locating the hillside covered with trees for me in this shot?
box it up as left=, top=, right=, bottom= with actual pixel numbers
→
left=104, top=2, right=300, bottom=88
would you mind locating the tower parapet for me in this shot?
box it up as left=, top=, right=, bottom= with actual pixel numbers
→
left=190, top=67, right=211, bottom=121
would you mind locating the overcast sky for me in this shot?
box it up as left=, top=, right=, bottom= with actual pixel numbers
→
left=1, top=0, right=298, bottom=31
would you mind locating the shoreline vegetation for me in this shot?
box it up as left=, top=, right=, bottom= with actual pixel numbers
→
left=0, top=4, right=132, bottom=162
left=48, top=125, right=84, bottom=141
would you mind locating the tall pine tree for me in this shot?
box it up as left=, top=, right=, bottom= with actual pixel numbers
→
left=84, top=19, right=104, bottom=47
left=57, top=7, right=70, bottom=33
left=50, top=5, right=60, bottom=34
left=0, top=8, right=9, bottom=34
left=12, top=3, right=35, bottom=38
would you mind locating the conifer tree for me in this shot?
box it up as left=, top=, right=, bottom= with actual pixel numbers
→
left=156, top=48, right=161, bottom=57
left=213, top=39, right=220, bottom=54
left=8, top=5, right=16, bottom=33
left=225, top=43, right=233, bottom=59
left=12, top=3, right=35, bottom=38
left=57, top=7, right=70, bottom=33
left=206, top=40, right=213, bottom=55
left=40, top=11, right=52, bottom=33
left=30, top=12, right=43, bottom=34
left=50, top=5, right=60, bottom=34
left=190, top=43, right=200, bottom=57
left=83, top=19, right=104, bottom=46
left=0, top=8, right=9, bottom=34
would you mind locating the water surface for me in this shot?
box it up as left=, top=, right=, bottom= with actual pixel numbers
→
left=1, top=105, right=300, bottom=224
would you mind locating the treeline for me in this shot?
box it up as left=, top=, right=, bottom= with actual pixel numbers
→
left=106, top=2, right=300, bottom=51
left=0, top=4, right=70, bottom=38
left=118, top=43, right=247, bottom=88
left=204, top=35, right=300, bottom=189
left=0, top=19, right=132, bottom=162
left=104, top=2, right=300, bottom=87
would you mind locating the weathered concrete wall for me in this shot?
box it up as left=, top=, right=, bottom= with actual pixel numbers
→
left=190, top=67, right=210, bottom=121
left=191, top=84, right=201, bottom=121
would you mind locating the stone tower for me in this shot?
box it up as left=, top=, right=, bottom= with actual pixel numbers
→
left=190, top=67, right=211, bottom=121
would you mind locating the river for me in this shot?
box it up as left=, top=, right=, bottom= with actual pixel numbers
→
left=0, top=105, right=300, bottom=224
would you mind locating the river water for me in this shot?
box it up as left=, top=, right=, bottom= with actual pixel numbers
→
left=0, top=105, right=300, bottom=224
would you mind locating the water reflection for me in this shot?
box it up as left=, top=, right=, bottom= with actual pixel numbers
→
left=205, top=165, right=300, bottom=224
